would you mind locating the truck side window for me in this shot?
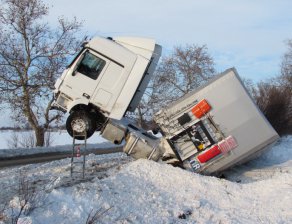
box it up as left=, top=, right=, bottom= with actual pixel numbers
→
left=76, top=52, right=106, bottom=80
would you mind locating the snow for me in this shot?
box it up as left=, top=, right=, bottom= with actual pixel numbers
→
left=0, top=130, right=109, bottom=150
left=0, top=130, right=116, bottom=158
left=0, top=136, right=292, bottom=223
left=224, top=136, right=292, bottom=183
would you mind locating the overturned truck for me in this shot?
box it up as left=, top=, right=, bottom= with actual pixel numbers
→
left=51, top=36, right=279, bottom=175
left=103, top=68, right=279, bottom=175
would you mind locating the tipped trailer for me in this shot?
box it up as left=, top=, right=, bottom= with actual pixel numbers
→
left=101, top=68, right=279, bottom=175
left=153, top=68, right=279, bottom=174
left=51, top=36, right=279, bottom=175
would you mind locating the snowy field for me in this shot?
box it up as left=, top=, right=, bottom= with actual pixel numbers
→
left=0, top=136, right=291, bottom=223
left=0, top=130, right=108, bottom=150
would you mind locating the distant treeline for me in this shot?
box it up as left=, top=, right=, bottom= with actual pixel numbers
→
left=0, top=125, right=66, bottom=131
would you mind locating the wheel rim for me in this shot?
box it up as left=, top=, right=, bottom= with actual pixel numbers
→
left=71, top=118, right=88, bottom=133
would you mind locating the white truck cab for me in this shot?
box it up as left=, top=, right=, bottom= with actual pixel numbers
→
left=51, top=36, right=162, bottom=139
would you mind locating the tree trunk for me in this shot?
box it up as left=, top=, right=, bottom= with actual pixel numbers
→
left=34, top=127, right=45, bottom=147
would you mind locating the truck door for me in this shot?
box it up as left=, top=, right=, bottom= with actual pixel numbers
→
left=63, top=50, right=108, bottom=101
left=92, top=61, right=125, bottom=110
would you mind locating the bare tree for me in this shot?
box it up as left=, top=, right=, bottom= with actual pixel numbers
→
left=0, top=0, right=83, bottom=146
left=44, top=129, right=55, bottom=147
left=132, top=44, right=215, bottom=128
left=6, top=131, right=20, bottom=149
left=281, top=39, right=292, bottom=88
left=280, top=39, right=292, bottom=134
left=7, top=131, right=37, bottom=149
left=253, top=39, right=292, bottom=136
left=254, top=80, right=291, bottom=135
left=153, top=44, right=215, bottom=106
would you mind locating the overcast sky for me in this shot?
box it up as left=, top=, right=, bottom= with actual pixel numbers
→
left=1, top=0, right=292, bottom=127
left=43, top=0, right=292, bottom=82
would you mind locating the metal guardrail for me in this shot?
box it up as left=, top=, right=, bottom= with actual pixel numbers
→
left=0, top=146, right=123, bottom=168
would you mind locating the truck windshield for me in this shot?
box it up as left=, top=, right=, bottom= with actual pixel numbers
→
left=76, top=51, right=106, bottom=80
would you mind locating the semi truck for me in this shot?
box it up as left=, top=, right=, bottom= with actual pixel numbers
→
left=51, top=36, right=162, bottom=139
left=51, top=36, right=279, bottom=175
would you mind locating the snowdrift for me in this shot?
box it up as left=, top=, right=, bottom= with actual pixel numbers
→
left=0, top=137, right=291, bottom=223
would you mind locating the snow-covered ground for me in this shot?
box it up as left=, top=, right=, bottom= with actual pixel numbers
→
left=0, top=130, right=108, bottom=150
left=0, top=130, right=116, bottom=160
left=0, top=136, right=291, bottom=223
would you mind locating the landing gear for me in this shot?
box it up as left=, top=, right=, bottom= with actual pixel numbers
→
left=66, top=110, right=98, bottom=140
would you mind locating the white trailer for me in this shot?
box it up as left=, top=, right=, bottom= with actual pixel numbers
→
left=153, top=68, right=279, bottom=174
left=103, top=68, right=279, bottom=175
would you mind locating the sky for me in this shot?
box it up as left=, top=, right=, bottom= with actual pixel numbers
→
left=43, top=0, right=292, bottom=82
left=1, top=0, right=292, bottom=127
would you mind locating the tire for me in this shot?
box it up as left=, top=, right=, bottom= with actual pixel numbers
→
left=93, top=111, right=106, bottom=131
left=66, top=110, right=96, bottom=140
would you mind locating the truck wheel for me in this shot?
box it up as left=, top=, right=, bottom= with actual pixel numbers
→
left=66, top=110, right=96, bottom=140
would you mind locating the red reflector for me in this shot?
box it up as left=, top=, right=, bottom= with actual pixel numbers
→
left=218, top=136, right=238, bottom=154
left=197, top=145, right=221, bottom=163
left=191, top=99, right=211, bottom=118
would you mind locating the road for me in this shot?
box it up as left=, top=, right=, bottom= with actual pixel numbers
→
left=0, top=146, right=123, bottom=168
